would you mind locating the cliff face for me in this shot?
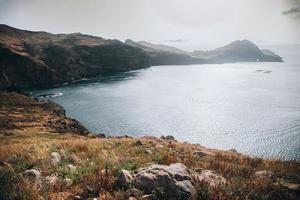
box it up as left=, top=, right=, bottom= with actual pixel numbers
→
left=0, top=25, right=149, bottom=89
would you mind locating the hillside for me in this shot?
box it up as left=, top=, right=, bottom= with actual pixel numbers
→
left=0, top=25, right=149, bottom=90
left=0, top=91, right=299, bottom=200
left=0, top=25, right=282, bottom=90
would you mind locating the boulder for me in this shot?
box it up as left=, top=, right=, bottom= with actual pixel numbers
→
left=116, top=169, right=133, bottom=188
left=134, top=163, right=196, bottom=200
left=194, top=170, right=226, bottom=188
left=50, top=152, right=61, bottom=165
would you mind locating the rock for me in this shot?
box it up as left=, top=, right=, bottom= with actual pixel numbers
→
left=73, top=196, right=82, bottom=200
left=45, top=173, right=62, bottom=186
left=155, top=144, right=164, bottom=149
left=65, top=178, right=73, bottom=187
left=160, top=135, right=176, bottom=141
left=128, top=197, right=137, bottom=200
left=134, top=163, right=196, bottom=200
left=125, top=188, right=140, bottom=198
left=255, top=170, right=275, bottom=179
left=66, top=164, right=76, bottom=174
left=146, top=149, right=153, bottom=155
left=135, top=140, right=143, bottom=146
left=96, top=133, right=106, bottom=138
left=192, top=151, right=207, bottom=158
left=141, top=194, right=156, bottom=200
left=50, top=152, right=61, bottom=165
left=228, top=149, right=237, bottom=153
left=116, top=169, right=133, bottom=188
left=23, top=169, right=42, bottom=183
left=194, top=170, right=226, bottom=188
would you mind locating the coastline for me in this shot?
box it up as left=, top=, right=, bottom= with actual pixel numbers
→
left=0, top=91, right=299, bottom=199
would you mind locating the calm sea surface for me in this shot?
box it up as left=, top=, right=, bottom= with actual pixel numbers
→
left=30, top=46, right=300, bottom=161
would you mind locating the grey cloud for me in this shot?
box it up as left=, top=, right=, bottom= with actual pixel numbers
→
left=283, top=7, right=300, bottom=15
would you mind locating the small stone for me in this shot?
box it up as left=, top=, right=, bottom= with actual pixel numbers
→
left=146, top=149, right=153, bottom=154
left=45, top=173, right=61, bottom=186
left=50, top=152, right=61, bottom=165
left=135, top=140, right=143, bottom=146
left=228, top=149, right=237, bottom=153
left=116, top=169, right=133, bottom=188
left=65, top=177, right=73, bottom=186
left=255, top=170, right=275, bottom=179
left=125, top=188, right=140, bottom=198
left=66, top=164, right=76, bottom=174
left=192, top=151, right=207, bottom=158
left=23, top=169, right=42, bottom=183
left=141, top=194, right=156, bottom=200
left=155, top=144, right=164, bottom=148
left=96, top=133, right=106, bottom=138
left=160, top=135, right=176, bottom=141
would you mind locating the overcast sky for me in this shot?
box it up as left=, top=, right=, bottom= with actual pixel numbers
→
left=0, top=0, right=299, bottom=49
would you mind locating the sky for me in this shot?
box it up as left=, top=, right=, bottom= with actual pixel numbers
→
left=0, top=0, right=299, bottom=49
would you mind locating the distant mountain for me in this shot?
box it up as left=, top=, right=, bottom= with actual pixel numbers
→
left=126, top=39, right=283, bottom=65
left=192, top=40, right=283, bottom=63
left=0, top=25, right=282, bottom=89
left=125, top=39, right=202, bottom=66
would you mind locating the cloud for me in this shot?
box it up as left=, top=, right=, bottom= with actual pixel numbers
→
left=283, top=7, right=300, bottom=15
left=283, top=0, right=300, bottom=17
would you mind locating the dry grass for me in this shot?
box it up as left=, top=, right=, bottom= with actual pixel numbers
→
left=0, top=92, right=299, bottom=199
left=0, top=133, right=299, bottom=200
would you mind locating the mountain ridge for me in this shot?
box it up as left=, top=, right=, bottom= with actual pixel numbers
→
left=0, top=24, right=282, bottom=90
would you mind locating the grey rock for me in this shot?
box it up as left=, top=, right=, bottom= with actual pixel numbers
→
left=141, top=194, right=156, bottom=200
left=194, top=170, right=226, bottom=188
left=23, top=169, right=42, bottom=183
left=134, top=163, right=196, bottom=200
left=50, top=152, right=61, bottom=165
left=45, top=173, right=62, bottom=186
left=65, top=177, right=73, bottom=186
left=116, top=169, right=133, bottom=188
left=255, top=170, right=275, bottom=179
left=66, top=164, right=76, bottom=174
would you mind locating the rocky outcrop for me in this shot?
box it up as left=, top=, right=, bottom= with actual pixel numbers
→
left=0, top=91, right=89, bottom=135
left=133, top=163, right=197, bottom=200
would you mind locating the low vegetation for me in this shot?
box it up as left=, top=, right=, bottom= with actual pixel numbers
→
left=0, top=92, right=299, bottom=199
